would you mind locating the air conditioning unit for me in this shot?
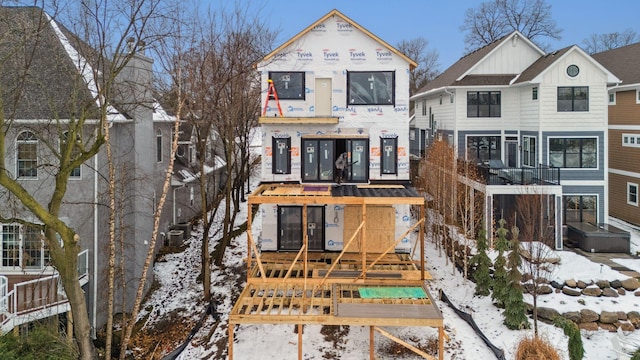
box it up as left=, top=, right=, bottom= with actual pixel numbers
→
left=167, top=230, right=184, bottom=246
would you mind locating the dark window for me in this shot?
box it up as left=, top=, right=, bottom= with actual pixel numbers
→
left=380, top=137, right=398, bottom=175
left=269, top=72, right=305, bottom=100
left=549, top=138, right=597, bottom=168
left=628, top=183, right=638, bottom=206
left=156, top=129, right=163, bottom=163
left=347, top=71, right=395, bottom=105
left=272, top=137, right=291, bottom=174
left=62, top=131, right=81, bottom=177
left=532, top=87, right=538, bottom=100
left=1, top=225, right=20, bottom=267
left=466, top=136, right=501, bottom=164
left=467, top=91, right=501, bottom=117
left=421, top=101, right=426, bottom=116
left=522, top=136, right=536, bottom=167
left=563, top=195, right=597, bottom=223
left=302, top=139, right=334, bottom=182
left=17, top=131, right=38, bottom=178
left=557, top=86, right=588, bottom=111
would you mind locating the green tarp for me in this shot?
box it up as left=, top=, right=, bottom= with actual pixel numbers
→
left=358, top=287, right=426, bottom=299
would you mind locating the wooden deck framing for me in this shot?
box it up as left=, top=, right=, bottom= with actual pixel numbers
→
left=229, top=184, right=444, bottom=360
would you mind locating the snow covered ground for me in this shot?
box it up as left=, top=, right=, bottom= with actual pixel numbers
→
left=139, top=182, right=640, bottom=360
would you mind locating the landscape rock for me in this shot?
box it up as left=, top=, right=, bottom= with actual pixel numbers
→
left=563, top=311, right=581, bottom=323
left=635, top=290, right=640, bottom=297
left=562, top=287, right=582, bottom=296
left=611, top=280, right=623, bottom=289
left=600, top=311, right=619, bottom=324
left=578, top=322, right=599, bottom=331
left=577, top=280, right=588, bottom=289
left=618, top=288, right=627, bottom=296
left=619, top=322, right=636, bottom=332
left=580, top=309, right=599, bottom=323
left=565, top=279, right=577, bottom=288
left=550, top=280, right=563, bottom=289
left=628, top=312, right=640, bottom=329
left=538, top=285, right=553, bottom=295
left=602, top=288, right=619, bottom=297
left=522, top=273, right=533, bottom=282
left=599, top=323, right=617, bottom=332
left=618, top=312, right=628, bottom=321
left=536, top=307, right=561, bottom=322
left=596, top=280, right=611, bottom=289
left=581, top=286, right=602, bottom=297
left=621, top=278, right=640, bottom=291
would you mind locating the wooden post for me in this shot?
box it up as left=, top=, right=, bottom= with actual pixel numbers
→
left=228, top=324, right=234, bottom=360
left=361, top=203, right=366, bottom=280
left=420, top=203, right=425, bottom=280
left=303, top=205, right=308, bottom=312
left=439, top=326, right=444, bottom=360
left=369, top=326, right=375, bottom=360
left=247, top=202, right=253, bottom=272
left=298, top=324, right=303, bottom=360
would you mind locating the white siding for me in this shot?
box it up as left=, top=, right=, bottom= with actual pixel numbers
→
left=519, top=85, right=540, bottom=130
left=468, top=36, right=541, bottom=75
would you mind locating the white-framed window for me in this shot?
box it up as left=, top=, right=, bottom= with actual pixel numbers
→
left=450, top=94, right=454, bottom=103
left=522, top=136, right=536, bottom=167
left=16, top=131, right=38, bottom=178
left=421, top=100, right=426, bottom=116
left=637, top=89, right=640, bottom=104
left=622, top=134, right=640, bottom=148
left=532, top=87, right=538, bottom=100
left=467, top=91, right=501, bottom=117
left=409, top=129, right=416, bottom=141
left=608, top=92, right=616, bottom=105
left=61, top=131, right=81, bottom=178
left=628, top=182, right=639, bottom=206
left=156, top=129, right=163, bottom=163
left=1, top=224, right=49, bottom=269
left=549, top=137, right=597, bottom=168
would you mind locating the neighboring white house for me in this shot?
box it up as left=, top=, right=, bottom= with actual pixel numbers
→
left=411, top=31, right=620, bottom=248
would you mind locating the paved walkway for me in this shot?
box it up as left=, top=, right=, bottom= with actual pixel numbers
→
left=564, top=245, right=640, bottom=278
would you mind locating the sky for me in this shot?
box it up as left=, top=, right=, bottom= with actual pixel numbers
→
left=204, top=0, right=640, bottom=70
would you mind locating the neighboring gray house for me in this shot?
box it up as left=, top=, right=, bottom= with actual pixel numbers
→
left=411, top=31, right=620, bottom=247
left=0, top=6, right=220, bottom=335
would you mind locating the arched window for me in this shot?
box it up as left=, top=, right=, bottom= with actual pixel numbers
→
left=62, top=131, right=81, bottom=178
left=17, top=131, right=38, bottom=178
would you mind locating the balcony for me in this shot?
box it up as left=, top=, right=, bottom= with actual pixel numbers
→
left=478, top=162, right=560, bottom=186
left=0, top=249, right=89, bottom=333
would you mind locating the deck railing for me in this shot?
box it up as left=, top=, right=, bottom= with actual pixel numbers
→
left=478, top=164, right=560, bottom=186
left=0, top=249, right=90, bottom=332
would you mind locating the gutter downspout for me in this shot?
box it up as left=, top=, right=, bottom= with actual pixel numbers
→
left=92, top=152, right=98, bottom=338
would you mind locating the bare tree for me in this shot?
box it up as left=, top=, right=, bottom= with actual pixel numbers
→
left=396, top=37, right=440, bottom=95
left=516, top=190, right=557, bottom=336
left=461, top=0, right=562, bottom=52
left=582, top=29, right=638, bottom=54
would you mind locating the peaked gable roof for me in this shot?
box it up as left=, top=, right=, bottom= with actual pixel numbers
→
left=515, top=45, right=620, bottom=85
left=260, top=9, right=417, bottom=69
left=592, top=42, right=640, bottom=86
left=0, top=6, right=102, bottom=120
left=413, top=31, right=543, bottom=97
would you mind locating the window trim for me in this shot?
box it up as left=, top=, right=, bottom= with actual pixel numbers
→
left=272, top=137, right=291, bottom=175
left=557, top=86, right=589, bottom=112
left=622, top=133, right=640, bottom=148
left=465, top=135, right=502, bottom=164
left=637, top=89, right=640, bottom=104
left=268, top=71, right=306, bottom=100
left=548, top=136, right=598, bottom=169
left=522, top=135, right=537, bottom=167
left=380, top=137, right=398, bottom=175
left=563, top=194, right=598, bottom=224
left=466, top=91, right=502, bottom=118
left=532, top=87, right=538, bottom=100
left=628, top=182, right=639, bottom=206
left=346, top=70, right=395, bottom=106
left=16, top=130, right=38, bottom=179
left=608, top=92, right=616, bottom=105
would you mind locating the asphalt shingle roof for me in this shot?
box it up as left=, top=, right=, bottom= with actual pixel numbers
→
left=592, top=42, right=640, bottom=85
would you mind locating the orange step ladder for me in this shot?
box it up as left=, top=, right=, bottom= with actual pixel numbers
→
left=262, top=79, right=283, bottom=117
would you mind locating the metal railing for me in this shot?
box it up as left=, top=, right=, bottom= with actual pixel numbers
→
left=478, top=164, right=560, bottom=186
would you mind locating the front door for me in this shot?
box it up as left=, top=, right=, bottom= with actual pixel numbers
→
left=278, top=206, right=324, bottom=251
left=315, top=78, right=332, bottom=117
